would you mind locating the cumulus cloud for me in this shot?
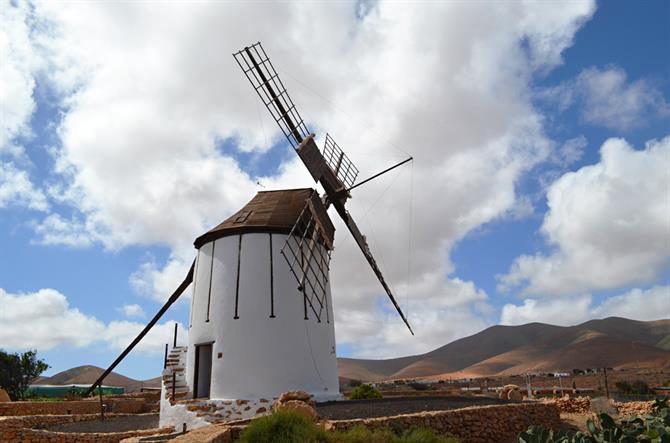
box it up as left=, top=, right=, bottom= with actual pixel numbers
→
left=0, top=287, right=185, bottom=355
left=501, top=285, right=670, bottom=326
left=10, top=1, right=596, bottom=357
left=592, top=286, right=670, bottom=321
left=499, top=136, right=670, bottom=297
left=0, top=287, right=105, bottom=349
left=119, top=304, right=145, bottom=319
left=541, top=66, right=669, bottom=130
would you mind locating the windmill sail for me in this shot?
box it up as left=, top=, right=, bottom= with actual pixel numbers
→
left=234, top=42, right=413, bottom=334
left=280, top=191, right=334, bottom=323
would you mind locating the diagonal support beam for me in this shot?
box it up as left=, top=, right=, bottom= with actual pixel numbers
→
left=84, top=260, right=196, bottom=397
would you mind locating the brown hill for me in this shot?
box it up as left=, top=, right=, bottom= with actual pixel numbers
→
left=338, top=317, right=670, bottom=381
left=39, top=365, right=160, bottom=392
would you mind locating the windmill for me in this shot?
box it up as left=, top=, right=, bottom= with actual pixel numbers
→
left=85, top=42, right=413, bottom=427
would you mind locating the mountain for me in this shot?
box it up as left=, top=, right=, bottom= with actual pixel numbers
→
left=338, top=317, right=670, bottom=381
left=37, top=365, right=161, bottom=391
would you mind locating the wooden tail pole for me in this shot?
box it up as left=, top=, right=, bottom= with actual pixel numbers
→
left=84, top=260, right=195, bottom=397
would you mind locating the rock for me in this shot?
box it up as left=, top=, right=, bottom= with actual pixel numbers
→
left=273, top=399, right=317, bottom=421
left=278, top=390, right=312, bottom=404
left=255, top=407, right=267, bottom=414
left=507, top=389, right=523, bottom=401
left=0, top=388, right=10, bottom=402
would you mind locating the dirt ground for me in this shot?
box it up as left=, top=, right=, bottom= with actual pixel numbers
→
left=46, top=413, right=159, bottom=433
left=316, top=395, right=517, bottom=420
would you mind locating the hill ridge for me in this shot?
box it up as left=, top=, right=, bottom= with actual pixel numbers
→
left=338, top=317, right=670, bottom=381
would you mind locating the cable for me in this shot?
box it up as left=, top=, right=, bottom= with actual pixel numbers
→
left=405, top=160, right=414, bottom=319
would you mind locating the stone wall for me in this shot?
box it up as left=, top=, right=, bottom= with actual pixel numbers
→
left=327, top=401, right=561, bottom=443
left=555, top=395, right=591, bottom=413
left=614, top=400, right=655, bottom=417
left=0, top=398, right=146, bottom=416
left=0, top=413, right=172, bottom=443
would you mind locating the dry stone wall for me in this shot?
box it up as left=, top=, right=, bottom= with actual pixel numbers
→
left=555, top=395, right=591, bottom=414
left=0, top=413, right=171, bottom=443
left=614, top=400, right=656, bottom=417
left=0, top=398, right=146, bottom=416
left=327, top=401, right=561, bottom=443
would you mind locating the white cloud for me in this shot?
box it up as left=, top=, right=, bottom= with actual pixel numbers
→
left=129, top=251, right=194, bottom=302
left=540, top=66, right=669, bottom=130
left=119, top=304, right=145, bottom=319
left=0, top=287, right=185, bottom=355
left=0, top=287, right=105, bottom=349
left=103, top=320, right=187, bottom=355
left=9, top=1, right=596, bottom=357
left=31, top=213, right=92, bottom=247
left=501, top=285, right=670, bottom=326
left=501, top=295, right=592, bottom=326
left=592, top=285, right=670, bottom=322
left=0, top=162, right=48, bottom=211
left=499, top=136, right=670, bottom=297
left=0, top=1, right=41, bottom=156
left=553, top=136, right=587, bottom=167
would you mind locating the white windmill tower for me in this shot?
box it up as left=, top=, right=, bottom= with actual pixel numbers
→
left=85, top=42, right=413, bottom=429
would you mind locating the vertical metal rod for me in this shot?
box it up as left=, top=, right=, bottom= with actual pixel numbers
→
left=172, top=373, right=176, bottom=401
left=99, top=387, right=104, bottom=421
left=163, top=343, right=168, bottom=369
left=206, top=241, right=216, bottom=322
left=269, top=234, right=275, bottom=318
left=173, top=323, right=178, bottom=348
left=234, top=235, right=242, bottom=319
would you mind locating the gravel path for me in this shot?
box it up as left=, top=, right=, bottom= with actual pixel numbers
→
left=316, top=396, right=517, bottom=420
left=46, top=413, right=159, bottom=433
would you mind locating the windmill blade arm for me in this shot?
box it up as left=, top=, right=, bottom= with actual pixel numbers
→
left=84, top=260, right=196, bottom=397
left=339, top=211, right=414, bottom=335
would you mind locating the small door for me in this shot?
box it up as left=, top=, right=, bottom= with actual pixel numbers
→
left=193, top=343, right=213, bottom=398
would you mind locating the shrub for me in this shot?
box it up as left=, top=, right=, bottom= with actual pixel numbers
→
left=349, top=379, right=362, bottom=388
left=349, top=384, right=382, bottom=400
left=408, top=382, right=431, bottom=391
left=329, top=425, right=458, bottom=443
left=237, top=410, right=328, bottom=443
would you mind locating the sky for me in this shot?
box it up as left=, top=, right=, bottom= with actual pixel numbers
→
left=1, top=0, right=669, bottom=381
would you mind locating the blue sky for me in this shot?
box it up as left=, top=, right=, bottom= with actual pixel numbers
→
left=1, top=1, right=668, bottom=380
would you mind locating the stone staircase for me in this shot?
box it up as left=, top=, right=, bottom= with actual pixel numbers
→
left=163, top=346, right=189, bottom=403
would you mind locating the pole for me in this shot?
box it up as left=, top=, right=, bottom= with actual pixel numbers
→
left=172, top=373, right=176, bottom=402
left=558, top=375, right=564, bottom=396
left=173, top=322, right=178, bottom=348
left=604, top=367, right=610, bottom=399
left=345, top=157, right=413, bottom=193
left=163, top=343, right=168, bottom=370
left=98, top=387, right=104, bottom=421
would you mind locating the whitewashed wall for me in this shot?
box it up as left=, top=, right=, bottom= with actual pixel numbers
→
left=185, top=232, right=340, bottom=401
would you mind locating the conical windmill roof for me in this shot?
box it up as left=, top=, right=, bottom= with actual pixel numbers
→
left=194, top=188, right=333, bottom=249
